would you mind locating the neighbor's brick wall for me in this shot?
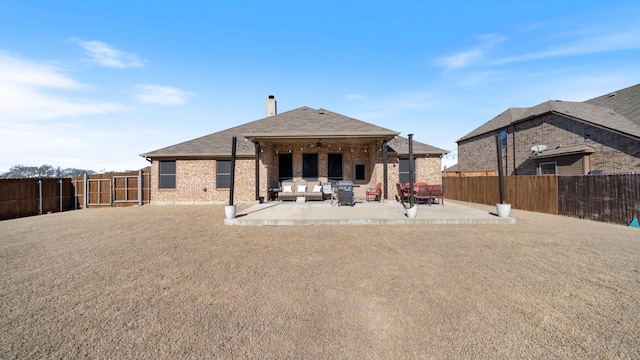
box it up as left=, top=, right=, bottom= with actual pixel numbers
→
left=458, top=113, right=640, bottom=175
left=512, top=114, right=640, bottom=174
left=458, top=133, right=503, bottom=173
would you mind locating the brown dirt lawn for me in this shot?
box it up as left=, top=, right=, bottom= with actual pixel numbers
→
left=1, top=202, right=639, bottom=359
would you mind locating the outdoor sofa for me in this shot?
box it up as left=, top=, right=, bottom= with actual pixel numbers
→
left=278, top=179, right=324, bottom=201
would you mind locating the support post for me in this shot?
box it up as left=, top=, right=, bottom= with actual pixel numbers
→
left=495, top=134, right=506, bottom=204
left=408, top=134, right=414, bottom=206
left=255, top=142, right=260, bottom=201
left=383, top=140, right=388, bottom=200
left=229, top=136, right=237, bottom=206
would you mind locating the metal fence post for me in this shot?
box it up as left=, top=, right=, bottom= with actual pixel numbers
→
left=74, top=179, right=78, bottom=210
left=38, top=180, right=42, bottom=215
left=59, top=179, right=63, bottom=213
left=83, top=173, right=88, bottom=209
left=138, top=169, right=143, bottom=206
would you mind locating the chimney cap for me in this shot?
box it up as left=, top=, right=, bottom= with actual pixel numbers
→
left=268, top=95, right=275, bottom=99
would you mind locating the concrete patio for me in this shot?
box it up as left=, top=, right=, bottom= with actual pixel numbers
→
left=225, top=199, right=516, bottom=226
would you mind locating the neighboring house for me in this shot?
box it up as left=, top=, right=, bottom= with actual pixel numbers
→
left=140, top=96, right=448, bottom=204
left=457, top=83, right=640, bottom=175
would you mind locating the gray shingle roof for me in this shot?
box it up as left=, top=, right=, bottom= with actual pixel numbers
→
left=584, top=83, right=640, bottom=126
left=386, top=136, right=448, bottom=155
left=140, top=106, right=446, bottom=158
left=457, top=83, right=640, bottom=142
left=457, top=107, right=527, bottom=141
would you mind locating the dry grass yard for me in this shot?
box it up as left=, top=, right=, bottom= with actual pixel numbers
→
left=1, top=203, right=639, bottom=359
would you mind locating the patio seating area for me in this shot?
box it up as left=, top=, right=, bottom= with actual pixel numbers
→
left=225, top=199, right=515, bottom=226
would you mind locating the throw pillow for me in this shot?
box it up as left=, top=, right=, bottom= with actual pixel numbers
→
left=312, top=185, right=322, bottom=192
left=283, top=185, right=292, bottom=193
left=297, top=185, right=307, bottom=192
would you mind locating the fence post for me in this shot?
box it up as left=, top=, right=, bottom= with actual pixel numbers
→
left=59, top=179, right=63, bottom=213
left=38, top=180, right=42, bottom=215
left=74, top=179, right=78, bottom=210
left=138, top=169, right=143, bottom=206
left=83, top=173, right=88, bottom=209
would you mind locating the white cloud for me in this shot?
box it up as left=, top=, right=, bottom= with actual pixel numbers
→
left=0, top=53, right=128, bottom=120
left=493, top=27, right=640, bottom=65
left=134, top=84, right=193, bottom=105
left=436, top=34, right=506, bottom=69
left=73, top=39, right=145, bottom=69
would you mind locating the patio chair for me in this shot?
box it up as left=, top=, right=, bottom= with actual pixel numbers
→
left=366, top=182, right=382, bottom=202
left=428, top=184, right=444, bottom=206
left=395, top=182, right=409, bottom=202
left=414, top=184, right=430, bottom=205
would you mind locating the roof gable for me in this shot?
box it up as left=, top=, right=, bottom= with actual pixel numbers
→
left=141, top=106, right=410, bottom=158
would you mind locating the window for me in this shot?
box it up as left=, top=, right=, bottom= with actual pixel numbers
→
left=217, top=160, right=231, bottom=188
left=302, top=153, right=318, bottom=180
left=278, top=153, right=293, bottom=181
left=354, top=161, right=369, bottom=183
left=499, top=130, right=507, bottom=147
left=399, top=158, right=415, bottom=184
left=327, top=153, right=343, bottom=180
left=539, top=162, right=557, bottom=175
left=158, top=160, right=176, bottom=189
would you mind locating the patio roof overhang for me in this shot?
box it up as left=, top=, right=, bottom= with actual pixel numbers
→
left=242, top=132, right=399, bottom=144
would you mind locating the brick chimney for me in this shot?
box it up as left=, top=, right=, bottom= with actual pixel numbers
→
left=266, top=95, right=277, bottom=117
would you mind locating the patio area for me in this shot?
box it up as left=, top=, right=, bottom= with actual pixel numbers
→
left=225, top=199, right=516, bottom=226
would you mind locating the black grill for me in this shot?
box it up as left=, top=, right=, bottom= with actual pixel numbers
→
left=337, top=180, right=354, bottom=206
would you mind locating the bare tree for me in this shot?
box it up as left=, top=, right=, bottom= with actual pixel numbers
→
left=2, top=164, right=96, bottom=178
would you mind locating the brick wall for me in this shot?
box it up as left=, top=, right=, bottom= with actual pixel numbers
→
left=150, top=142, right=443, bottom=204
left=458, top=113, right=640, bottom=175
left=151, top=158, right=259, bottom=204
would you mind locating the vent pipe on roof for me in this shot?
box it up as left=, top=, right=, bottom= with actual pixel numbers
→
left=266, top=95, right=277, bottom=117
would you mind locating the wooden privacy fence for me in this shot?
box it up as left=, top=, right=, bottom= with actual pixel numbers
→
left=1, top=170, right=150, bottom=220
left=72, top=170, right=150, bottom=208
left=558, top=174, right=640, bottom=225
left=0, top=178, right=77, bottom=220
left=443, top=174, right=640, bottom=225
left=443, top=176, right=558, bottom=214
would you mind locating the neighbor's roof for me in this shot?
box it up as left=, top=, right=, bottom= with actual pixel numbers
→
left=457, top=83, right=640, bottom=143
left=140, top=106, right=444, bottom=158
left=530, top=144, right=596, bottom=159
left=584, top=83, right=640, bottom=126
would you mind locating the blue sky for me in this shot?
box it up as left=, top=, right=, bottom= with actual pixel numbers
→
left=1, top=1, right=639, bottom=173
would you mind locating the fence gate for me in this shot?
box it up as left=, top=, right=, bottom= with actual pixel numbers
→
left=113, top=175, right=141, bottom=204
left=87, top=179, right=112, bottom=206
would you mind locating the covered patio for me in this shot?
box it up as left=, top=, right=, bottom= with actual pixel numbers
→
left=225, top=200, right=515, bottom=226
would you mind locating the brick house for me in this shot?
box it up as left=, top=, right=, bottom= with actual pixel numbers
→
left=140, top=96, right=448, bottom=204
left=457, top=83, right=640, bottom=175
